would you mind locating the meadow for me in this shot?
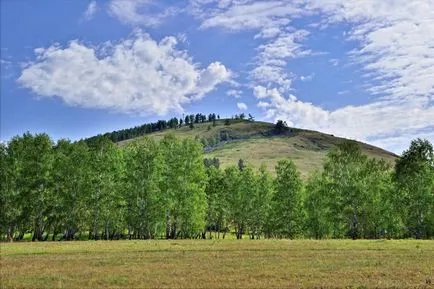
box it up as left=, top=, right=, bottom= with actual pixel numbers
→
left=1, top=239, right=433, bottom=288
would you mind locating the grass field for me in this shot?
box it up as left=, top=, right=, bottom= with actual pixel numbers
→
left=1, top=240, right=433, bottom=288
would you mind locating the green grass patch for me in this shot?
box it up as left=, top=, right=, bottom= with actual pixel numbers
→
left=1, top=240, right=432, bottom=288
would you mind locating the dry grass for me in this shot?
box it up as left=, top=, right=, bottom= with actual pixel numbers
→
left=1, top=240, right=433, bottom=288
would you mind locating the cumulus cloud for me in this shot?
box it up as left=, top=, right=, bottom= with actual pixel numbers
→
left=108, top=0, right=178, bottom=26
left=18, top=31, right=231, bottom=115
left=237, top=102, right=248, bottom=110
left=83, top=1, right=98, bottom=21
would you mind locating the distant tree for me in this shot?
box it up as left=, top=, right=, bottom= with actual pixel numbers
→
left=275, top=120, right=289, bottom=134
left=248, top=114, right=255, bottom=122
left=195, top=114, right=201, bottom=124
left=189, top=121, right=194, bottom=130
left=184, top=115, right=190, bottom=125
left=239, top=113, right=245, bottom=120
left=168, top=118, right=178, bottom=129
left=217, top=115, right=220, bottom=119
left=157, top=120, right=167, bottom=131
left=224, top=119, right=231, bottom=126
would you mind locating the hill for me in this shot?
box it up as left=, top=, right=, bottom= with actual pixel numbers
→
left=118, top=119, right=397, bottom=178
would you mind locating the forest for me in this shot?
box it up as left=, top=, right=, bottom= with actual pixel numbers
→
left=0, top=131, right=433, bottom=241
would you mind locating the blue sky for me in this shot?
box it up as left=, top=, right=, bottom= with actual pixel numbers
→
left=1, top=0, right=433, bottom=154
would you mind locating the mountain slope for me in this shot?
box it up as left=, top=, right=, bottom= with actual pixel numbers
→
left=119, top=119, right=397, bottom=177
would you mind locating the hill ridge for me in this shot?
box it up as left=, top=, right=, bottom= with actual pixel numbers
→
left=115, top=119, right=397, bottom=177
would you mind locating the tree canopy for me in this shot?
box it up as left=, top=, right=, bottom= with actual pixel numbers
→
left=1, top=132, right=432, bottom=241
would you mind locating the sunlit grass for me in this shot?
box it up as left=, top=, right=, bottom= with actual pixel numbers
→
left=1, top=239, right=432, bottom=288
left=119, top=120, right=396, bottom=178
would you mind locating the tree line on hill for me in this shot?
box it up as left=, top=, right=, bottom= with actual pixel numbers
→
left=0, top=132, right=433, bottom=241
left=84, top=113, right=223, bottom=144
left=84, top=113, right=256, bottom=145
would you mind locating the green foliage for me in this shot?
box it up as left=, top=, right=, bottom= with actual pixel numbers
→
left=1, top=131, right=432, bottom=241
left=87, top=137, right=126, bottom=240
left=270, top=159, right=304, bottom=238
left=250, top=165, right=274, bottom=239
left=204, top=166, right=228, bottom=238
left=305, top=141, right=398, bottom=239
left=394, top=139, right=434, bottom=238
left=160, top=136, right=207, bottom=238
left=50, top=140, right=90, bottom=240
left=123, top=138, right=164, bottom=239
left=5, top=133, right=54, bottom=241
left=224, top=166, right=253, bottom=239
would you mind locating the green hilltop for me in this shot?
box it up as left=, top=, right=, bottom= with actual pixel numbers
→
left=118, top=119, right=397, bottom=178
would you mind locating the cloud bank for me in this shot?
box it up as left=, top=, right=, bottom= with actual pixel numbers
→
left=18, top=31, right=231, bottom=115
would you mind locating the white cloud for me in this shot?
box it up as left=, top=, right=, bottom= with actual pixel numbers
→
left=83, top=1, right=98, bottom=21
left=108, top=0, right=178, bottom=26
left=191, top=1, right=313, bottom=91
left=226, top=89, right=242, bottom=98
left=254, top=86, right=434, bottom=154
left=199, top=1, right=305, bottom=31
left=304, top=0, right=434, bottom=103
left=18, top=31, right=231, bottom=116
left=300, top=73, right=315, bottom=82
left=237, top=102, right=248, bottom=110
left=192, top=0, right=434, bottom=153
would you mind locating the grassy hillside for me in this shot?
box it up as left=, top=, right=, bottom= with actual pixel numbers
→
left=119, top=119, right=397, bottom=177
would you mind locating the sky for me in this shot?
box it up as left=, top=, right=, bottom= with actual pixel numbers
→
left=1, top=0, right=433, bottom=154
